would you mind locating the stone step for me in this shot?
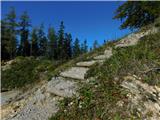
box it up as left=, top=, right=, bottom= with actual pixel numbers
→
left=104, top=47, right=112, bottom=56
left=46, top=77, right=77, bottom=97
left=76, top=60, right=96, bottom=67
left=94, top=54, right=111, bottom=60
left=94, top=47, right=113, bottom=60
left=1, top=90, right=20, bottom=106
left=60, top=67, right=89, bottom=80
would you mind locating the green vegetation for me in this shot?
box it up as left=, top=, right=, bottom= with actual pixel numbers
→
left=114, top=1, right=160, bottom=29
left=1, top=57, right=62, bottom=90
left=50, top=30, right=160, bottom=120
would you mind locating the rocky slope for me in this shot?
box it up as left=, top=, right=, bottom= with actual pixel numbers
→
left=1, top=27, right=160, bottom=120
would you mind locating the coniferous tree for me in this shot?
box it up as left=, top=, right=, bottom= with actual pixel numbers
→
left=57, top=21, right=65, bottom=59
left=73, top=38, right=81, bottom=57
left=18, top=11, right=31, bottom=56
left=2, top=7, right=18, bottom=59
left=1, top=20, right=10, bottom=60
left=83, top=39, right=88, bottom=53
left=31, top=28, right=39, bottom=56
left=64, top=33, right=72, bottom=59
left=48, top=25, right=57, bottom=59
left=38, top=24, right=48, bottom=56
left=114, top=1, right=160, bottom=29
left=93, top=40, right=99, bottom=49
left=80, top=39, right=88, bottom=54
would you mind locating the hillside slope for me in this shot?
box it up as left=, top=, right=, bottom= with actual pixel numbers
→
left=1, top=26, right=160, bottom=120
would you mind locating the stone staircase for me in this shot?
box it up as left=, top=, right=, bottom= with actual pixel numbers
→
left=1, top=27, right=159, bottom=120
left=1, top=47, right=112, bottom=120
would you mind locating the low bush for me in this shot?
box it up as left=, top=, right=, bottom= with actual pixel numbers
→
left=1, top=57, right=61, bottom=90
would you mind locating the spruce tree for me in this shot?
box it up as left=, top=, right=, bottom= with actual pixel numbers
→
left=3, top=7, right=18, bottom=59
left=64, top=33, right=72, bottom=59
left=48, top=25, right=57, bottom=59
left=1, top=20, right=10, bottom=60
left=83, top=39, right=88, bottom=53
left=57, top=21, right=65, bottom=60
left=31, top=28, right=39, bottom=56
left=80, top=39, right=88, bottom=54
left=114, top=1, right=160, bottom=29
left=38, top=24, right=48, bottom=56
left=73, top=38, right=81, bottom=57
left=18, top=11, right=31, bottom=56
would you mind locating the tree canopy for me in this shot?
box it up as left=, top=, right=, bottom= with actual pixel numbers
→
left=114, top=1, right=160, bottom=29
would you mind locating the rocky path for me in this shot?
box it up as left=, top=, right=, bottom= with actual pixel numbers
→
left=1, top=47, right=112, bottom=120
left=1, top=27, right=159, bottom=120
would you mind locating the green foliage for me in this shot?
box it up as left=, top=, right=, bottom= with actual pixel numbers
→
left=50, top=31, right=160, bottom=120
left=114, top=1, right=160, bottom=29
left=87, top=32, right=160, bottom=86
left=73, top=38, right=81, bottom=57
left=57, top=21, right=65, bottom=59
left=81, top=39, right=88, bottom=54
left=1, top=7, right=17, bottom=60
left=18, top=11, right=31, bottom=56
left=38, top=23, right=48, bottom=56
left=2, top=57, right=38, bottom=90
left=1, top=57, right=60, bottom=90
left=31, top=28, right=39, bottom=56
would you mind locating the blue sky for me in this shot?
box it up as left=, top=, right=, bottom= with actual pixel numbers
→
left=1, top=1, right=131, bottom=48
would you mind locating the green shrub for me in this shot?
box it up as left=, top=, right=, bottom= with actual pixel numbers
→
left=1, top=57, right=61, bottom=90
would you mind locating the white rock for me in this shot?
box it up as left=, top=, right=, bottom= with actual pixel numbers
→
left=104, top=47, right=112, bottom=56
left=1, top=90, right=20, bottom=106
left=76, top=61, right=96, bottom=67
left=46, top=77, right=77, bottom=97
left=94, top=54, right=111, bottom=60
left=60, top=67, right=89, bottom=80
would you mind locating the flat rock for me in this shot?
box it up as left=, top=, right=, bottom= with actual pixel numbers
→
left=1, top=90, right=20, bottom=106
left=94, top=54, right=111, bottom=60
left=60, top=67, right=89, bottom=80
left=76, top=61, right=96, bottom=67
left=93, top=47, right=112, bottom=60
left=46, top=77, right=77, bottom=97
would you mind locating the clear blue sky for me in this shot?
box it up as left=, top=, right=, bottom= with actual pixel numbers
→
left=1, top=1, right=131, bottom=48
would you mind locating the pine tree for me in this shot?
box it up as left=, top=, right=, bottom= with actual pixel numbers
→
left=64, top=33, right=72, bottom=59
left=93, top=40, right=99, bottom=49
left=2, top=7, right=18, bottom=59
left=31, top=28, right=39, bottom=56
left=73, top=38, right=81, bottom=57
left=18, top=11, right=31, bottom=56
left=38, top=24, right=48, bottom=56
left=57, top=21, right=65, bottom=59
left=48, top=25, right=57, bottom=59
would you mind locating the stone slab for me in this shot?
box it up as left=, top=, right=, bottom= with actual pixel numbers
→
left=46, top=77, right=77, bottom=97
left=60, top=67, right=89, bottom=80
left=76, top=61, right=96, bottom=67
